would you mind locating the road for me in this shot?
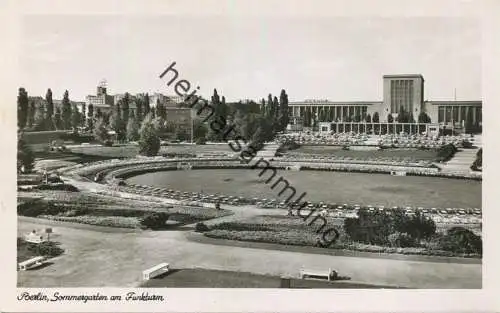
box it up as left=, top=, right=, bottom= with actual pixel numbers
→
left=17, top=217, right=481, bottom=288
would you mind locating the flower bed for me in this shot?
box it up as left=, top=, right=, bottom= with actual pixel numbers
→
left=39, top=214, right=141, bottom=228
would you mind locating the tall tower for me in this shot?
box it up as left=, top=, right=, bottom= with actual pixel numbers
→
left=382, top=74, right=424, bottom=121
left=97, top=79, right=108, bottom=96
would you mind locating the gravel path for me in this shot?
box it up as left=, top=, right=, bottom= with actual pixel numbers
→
left=17, top=218, right=481, bottom=288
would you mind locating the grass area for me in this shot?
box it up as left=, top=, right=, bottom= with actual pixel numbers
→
left=17, top=190, right=233, bottom=229
left=140, top=268, right=402, bottom=288
left=127, top=168, right=481, bottom=208
left=66, top=144, right=231, bottom=159
left=203, top=215, right=481, bottom=258
left=290, top=146, right=438, bottom=162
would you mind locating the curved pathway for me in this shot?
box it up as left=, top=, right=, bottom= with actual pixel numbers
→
left=17, top=217, right=481, bottom=288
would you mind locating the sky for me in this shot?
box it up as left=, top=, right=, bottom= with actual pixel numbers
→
left=20, top=15, right=481, bottom=102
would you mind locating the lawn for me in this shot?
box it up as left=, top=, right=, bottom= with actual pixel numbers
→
left=66, top=143, right=232, bottom=159
left=140, top=268, right=402, bottom=288
left=126, top=168, right=482, bottom=208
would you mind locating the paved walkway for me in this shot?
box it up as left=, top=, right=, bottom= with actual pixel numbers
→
left=17, top=218, right=481, bottom=288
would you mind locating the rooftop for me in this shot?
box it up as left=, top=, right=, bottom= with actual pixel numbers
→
left=383, top=74, right=424, bottom=80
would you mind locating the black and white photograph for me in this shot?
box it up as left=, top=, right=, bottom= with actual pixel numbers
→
left=3, top=0, right=500, bottom=312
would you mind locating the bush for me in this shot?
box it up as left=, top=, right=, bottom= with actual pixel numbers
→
left=17, top=131, right=35, bottom=173
left=388, top=232, right=416, bottom=248
left=343, top=211, right=393, bottom=245
left=195, top=222, right=210, bottom=232
left=17, top=200, right=48, bottom=217
left=392, top=211, right=436, bottom=242
left=26, top=240, right=65, bottom=258
left=139, top=114, right=161, bottom=156
left=35, top=183, right=79, bottom=192
left=439, top=227, right=482, bottom=255
left=436, top=143, right=457, bottom=162
left=212, top=222, right=271, bottom=232
left=140, top=212, right=170, bottom=229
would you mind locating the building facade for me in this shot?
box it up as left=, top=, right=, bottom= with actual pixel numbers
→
left=85, top=83, right=114, bottom=114
left=289, top=74, right=482, bottom=134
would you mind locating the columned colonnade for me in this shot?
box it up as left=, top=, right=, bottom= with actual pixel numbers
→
left=291, top=104, right=370, bottom=127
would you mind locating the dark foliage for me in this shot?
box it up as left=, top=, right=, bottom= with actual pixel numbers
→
left=140, top=212, right=170, bottom=229
left=195, top=222, right=210, bottom=232
left=439, top=227, right=482, bottom=255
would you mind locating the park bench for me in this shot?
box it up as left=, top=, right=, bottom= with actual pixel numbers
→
left=300, top=268, right=337, bottom=281
left=18, top=256, right=46, bottom=271
left=142, top=263, right=170, bottom=280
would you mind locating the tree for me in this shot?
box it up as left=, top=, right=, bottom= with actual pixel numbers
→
left=61, top=90, right=72, bottom=129
left=279, top=89, right=289, bottom=132
left=272, top=96, right=279, bottom=120
left=126, top=115, right=140, bottom=142
left=418, top=112, right=431, bottom=123
left=46, top=88, right=54, bottom=130
left=193, top=119, right=208, bottom=141
left=365, top=113, right=372, bottom=123
left=139, top=113, right=161, bottom=156
left=372, top=112, right=379, bottom=123
left=267, top=94, right=273, bottom=117
left=17, top=131, right=34, bottom=173
left=93, top=117, right=109, bottom=143
left=17, top=88, right=29, bottom=129
left=27, top=100, right=36, bottom=128
left=81, top=103, right=86, bottom=127
left=387, top=114, right=394, bottom=123
left=143, top=93, right=150, bottom=117
left=54, top=107, right=63, bottom=130
left=71, top=104, right=81, bottom=131
left=33, top=103, right=46, bottom=131
left=206, top=89, right=226, bottom=141
left=156, top=98, right=166, bottom=120
left=110, top=102, right=125, bottom=141
left=121, top=92, right=130, bottom=123
left=397, top=106, right=408, bottom=123
left=136, top=97, right=143, bottom=122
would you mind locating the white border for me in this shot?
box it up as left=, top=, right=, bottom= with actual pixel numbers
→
left=1, top=0, right=499, bottom=312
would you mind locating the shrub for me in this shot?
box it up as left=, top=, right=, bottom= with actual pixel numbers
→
left=436, top=143, right=457, bottom=162
left=212, top=222, right=271, bottom=232
left=392, top=211, right=436, bottom=242
left=388, top=232, right=416, bottom=248
left=139, top=114, right=161, bottom=156
left=439, top=227, right=482, bottom=255
left=26, top=241, right=65, bottom=258
left=35, top=183, right=79, bottom=192
left=17, top=131, right=35, bottom=173
left=140, top=212, right=170, bottom=229
left=343, top=210, right=393, bottom=245
left=17, top=200, right=47, bottom=217
left=195, top=222, right=210, bottom=232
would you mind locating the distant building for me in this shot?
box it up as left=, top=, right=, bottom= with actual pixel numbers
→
left=85, top=82, right=114, bottom=114
left=288, top=74, right=482, bottom=134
